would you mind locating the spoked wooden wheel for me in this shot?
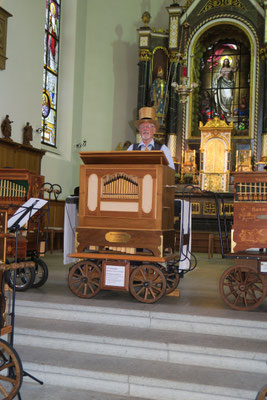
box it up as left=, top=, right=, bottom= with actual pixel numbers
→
left=256, top=385, right=267, bottom=400
left=159, top=265, right=180, bottom=295
left=68, top=260, right=101, bottom=299
left=219, top=265, right=267, bottom=311
left=129, top=264, right=166, bottom=303
left=0, top=339, right=23, bottom=400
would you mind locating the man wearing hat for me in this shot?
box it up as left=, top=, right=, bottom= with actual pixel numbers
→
left=127, top=107, right=175, bottom=169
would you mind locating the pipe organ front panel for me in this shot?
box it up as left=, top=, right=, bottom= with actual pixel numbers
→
left=77, top=152, right=175, bottom=257
left=82, top=167, right=156, bottom=226
left=0, top=168, right=45, bottom=257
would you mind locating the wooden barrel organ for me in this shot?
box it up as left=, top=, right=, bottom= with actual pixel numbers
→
left=219, top=172, right=267, bottom=311
left=76, top=151, right=175, bottom=257
left=0, top=168, right=45, bottom=258
left=68, top=151, right=187, bottom=304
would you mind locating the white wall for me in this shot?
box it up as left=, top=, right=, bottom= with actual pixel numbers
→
left=0, top=0, right=173, bottom=198
left=81, top=0, right=171, bottom=152
left=0, top=0, right=44, bottom=147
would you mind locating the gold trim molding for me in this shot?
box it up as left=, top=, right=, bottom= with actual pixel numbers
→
left=260, top=45, right=267, bottom=59
left=139, top=49, right=151, bottom=62
left=198, top=0, right=246, bottom=15
left=199, top=116, right=233, bottom=131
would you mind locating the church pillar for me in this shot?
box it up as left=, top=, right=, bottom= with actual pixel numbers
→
left=137, top=15, right=152, bottom=143
left=166, top=3, right=183, bottom=164
left=260, top=1, right=267, bottom=164
left=137, top=50, right=151, bottom=111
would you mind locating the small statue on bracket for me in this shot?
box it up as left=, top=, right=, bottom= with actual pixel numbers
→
left=1, top=115, right=13, bottom=141
left=150, top=66, right=168, bottom=127
left=23, top=122, right=33, bottom=146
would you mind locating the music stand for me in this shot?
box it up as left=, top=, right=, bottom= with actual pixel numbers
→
left=7, top=198, right=47, bottom=398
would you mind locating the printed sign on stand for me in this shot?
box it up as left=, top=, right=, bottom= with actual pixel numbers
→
left=101, top=261, right=130, bottom=291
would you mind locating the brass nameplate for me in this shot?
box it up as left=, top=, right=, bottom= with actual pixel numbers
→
left=105, top=232, right=131, bottom=243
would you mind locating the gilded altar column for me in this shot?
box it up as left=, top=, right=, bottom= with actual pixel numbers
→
left=137, top=13, right=152, bottom=143
left=260, top=1, right=267, bottom=164
left=166, top=3, right=183, bottom=164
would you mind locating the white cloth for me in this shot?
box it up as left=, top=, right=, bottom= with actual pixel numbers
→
left=63, top=196, right=79, bottom=265
left=175, top=199, right=192, bottom=271
left=127, top=139, right=175, bottom=169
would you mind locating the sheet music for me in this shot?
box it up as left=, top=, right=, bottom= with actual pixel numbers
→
left=7, top=198, right=48, bottom=230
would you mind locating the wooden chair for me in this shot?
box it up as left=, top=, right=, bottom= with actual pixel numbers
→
left=47, top=200, right=64, bottom=253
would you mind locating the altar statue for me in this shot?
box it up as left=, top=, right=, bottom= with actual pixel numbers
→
left=212, top=58, right=239, bottom=118
left=23, top=122, right=33, bottom=146
left=150, top=66, right=168, bottom=126
left=1, top=115, right=13, bottom=140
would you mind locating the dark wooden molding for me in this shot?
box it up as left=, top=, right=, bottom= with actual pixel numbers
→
left=0, top=138, right=45, bottom=174
left=0, top=7, right=12, bottom=70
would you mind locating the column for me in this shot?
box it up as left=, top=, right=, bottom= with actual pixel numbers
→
left=261, top=1, right=267, bottom=164
left=166, top=3, right=183, bottom=164
left=136, top=13, right=152, bottom=143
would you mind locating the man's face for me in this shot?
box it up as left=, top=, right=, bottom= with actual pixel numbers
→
left=139, top=122, right=156, bottom=145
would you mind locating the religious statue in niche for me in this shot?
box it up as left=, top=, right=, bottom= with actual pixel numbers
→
left=23, top=122, right=33, bottom=146
left=212, top=57, right=239, bottom=119
left=199, top=90, right=215, bottom=124
left=233, top=95, right=249, bottom=131
left=1, top=115, right=13, bottom=141
left=150, top=66, right=168, bottom=126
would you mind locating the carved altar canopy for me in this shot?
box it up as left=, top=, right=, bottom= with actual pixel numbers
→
left=199, top=117, right=232, bottom=192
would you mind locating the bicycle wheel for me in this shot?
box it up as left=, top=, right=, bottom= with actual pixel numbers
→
left=31, top=258, right=49, bottom=288
left=0, top=338, right=23, bottom=400
left=6, top=261, right=35, bottom=292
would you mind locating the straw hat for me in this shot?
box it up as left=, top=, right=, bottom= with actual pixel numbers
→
left=135, top=107, right=159, bottom=131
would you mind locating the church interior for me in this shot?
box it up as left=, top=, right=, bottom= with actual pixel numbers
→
left=1, top=0, right=267, bottom=399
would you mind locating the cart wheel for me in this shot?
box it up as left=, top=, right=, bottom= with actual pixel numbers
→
left=159, top=265, right=180, bottom=295
left=219, top=265, right=267, bottom=311
left=31, top=258, right=49, bottom=288
left=256, top=385, right=267, bottom=400
left=6, top=261, right=35, bottom=292
left=0, top=338, right=23, bottom=400
left=129, top=264, right=166, bottom=304
left=68, top=260, right=101, bottom=299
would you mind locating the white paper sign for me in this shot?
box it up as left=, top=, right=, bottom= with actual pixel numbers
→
left=261, top=262, right=267, bottom=273
left=105, top=265, right=125, bottom=287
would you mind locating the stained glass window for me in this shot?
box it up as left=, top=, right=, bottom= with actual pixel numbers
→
left=190, top=26, right=251, bottom=138
left=199, top=40, right=250, bottom=136
left=41, top=0, right=61, bottom=147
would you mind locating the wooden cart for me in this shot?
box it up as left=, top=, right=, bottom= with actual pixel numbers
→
left=68, top=151, right=195, bottom=303
left=219, top=172, right=267, bottom=311
left=0, top=169, right=49, bottom=291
